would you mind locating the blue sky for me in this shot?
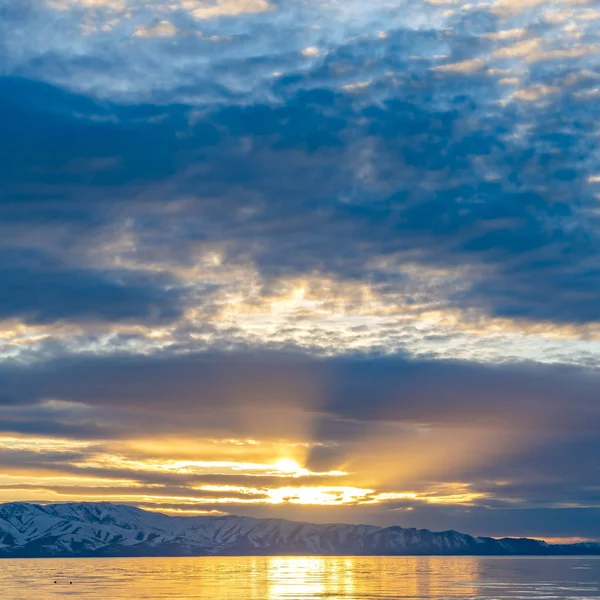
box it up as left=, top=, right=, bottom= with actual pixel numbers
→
left=1, top=0, right=600, bottom=541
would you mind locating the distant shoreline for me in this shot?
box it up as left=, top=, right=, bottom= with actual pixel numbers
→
left=3, top=554, right=600, bottom=561
left=3, top=553, right=600, bottom=560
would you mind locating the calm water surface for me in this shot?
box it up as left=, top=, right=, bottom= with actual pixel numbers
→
left=1, top=556, right=599, bottom=599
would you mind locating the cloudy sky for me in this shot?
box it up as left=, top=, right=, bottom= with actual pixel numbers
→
left=1, top=0, right=600, bottom=542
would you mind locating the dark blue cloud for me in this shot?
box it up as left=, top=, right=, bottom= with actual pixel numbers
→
left=3, top=9, right=600, bottom=322
left=5, top=63, right=600, bottom=325
left=0, top=248, right=181, bottom=324
left=0, top=77, right=221, bottom=194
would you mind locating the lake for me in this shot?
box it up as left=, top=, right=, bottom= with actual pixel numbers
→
left=1, top=556, right=599, bottom=599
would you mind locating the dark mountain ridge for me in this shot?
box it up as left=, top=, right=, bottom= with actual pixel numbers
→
left=0, top=502, right=598, bottom=558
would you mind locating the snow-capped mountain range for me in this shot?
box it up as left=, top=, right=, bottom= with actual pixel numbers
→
left=0, top=502, right=598, bottom=558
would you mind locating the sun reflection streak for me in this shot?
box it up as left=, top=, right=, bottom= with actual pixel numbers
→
left=265, top=556, right=481, bottom=600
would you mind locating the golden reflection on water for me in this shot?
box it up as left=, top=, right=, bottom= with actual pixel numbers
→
left=1, top=555, right=599, bottom=600
left=265, top=556, right=480, bottom=599
left=268, top=557, right=355, bottom=598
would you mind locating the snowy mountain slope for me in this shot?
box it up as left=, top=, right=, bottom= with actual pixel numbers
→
left=0, top=502, right=598, bottom=557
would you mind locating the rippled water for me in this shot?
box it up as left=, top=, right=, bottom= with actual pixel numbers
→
left=1, top=556, right=599, bottom=599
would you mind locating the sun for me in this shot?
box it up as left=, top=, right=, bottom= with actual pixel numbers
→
left=273, top=458, right=305, bottom=475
